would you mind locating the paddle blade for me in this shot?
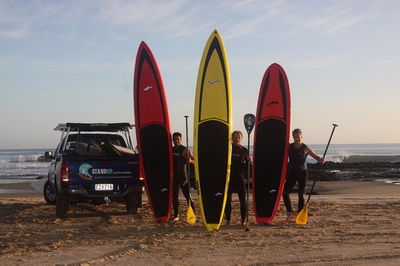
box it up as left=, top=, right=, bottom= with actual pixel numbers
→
left=295, top=204, right=309, bottom=225
left=243, top=114, right=255, bottom=135
left=187, top=205, right=196, bottom=225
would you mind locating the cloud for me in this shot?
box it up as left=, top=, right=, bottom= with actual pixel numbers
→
left=288, top=55, right=343, bottom=69
left=0, top=1, right=32, bottom=39
left=225, top=1, right=382, bottom=39
left=0, top=1, right=97, bottom=40
left=0, top=0, right=381, bottom=43
left=0, top=55, right=127, bottom=74
left=0, top=25, right=30, bottom=39
left=96, top=0, right=187, bottom=29
left=301, top=5, right=380, bottom=34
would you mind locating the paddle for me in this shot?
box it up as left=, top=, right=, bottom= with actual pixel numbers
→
left=243, top=113, right=255, bottom=231
left=295, top=123, right=338, bottom=225
left=185, top=115, right=196, bottom=225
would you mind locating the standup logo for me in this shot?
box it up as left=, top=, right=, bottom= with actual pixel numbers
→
left=78, top=163, right=93, bottom=180
left=78, top=164, right=114, bottom=180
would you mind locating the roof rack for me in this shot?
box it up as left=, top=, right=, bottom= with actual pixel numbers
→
left=54, top=123, right=135, bottom=132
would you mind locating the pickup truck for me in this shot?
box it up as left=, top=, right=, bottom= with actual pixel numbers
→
left=44, top=122, right=144, bottom=218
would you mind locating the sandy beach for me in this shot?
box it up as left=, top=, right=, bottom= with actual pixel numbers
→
left=1, top=180, right=400, bottom=266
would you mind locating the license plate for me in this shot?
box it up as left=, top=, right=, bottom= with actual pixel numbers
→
left=95, top=184, right=113, bottom=191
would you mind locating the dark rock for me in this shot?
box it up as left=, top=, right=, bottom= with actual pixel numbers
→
left=307, top=161, right=400, bottom=181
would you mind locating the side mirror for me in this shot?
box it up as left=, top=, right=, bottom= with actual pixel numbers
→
left=44, top=151, right=53, bottom=159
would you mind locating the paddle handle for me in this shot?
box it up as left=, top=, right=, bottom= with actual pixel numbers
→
left=322, top=124, right=338, bottom=159
left=246, top=130, right=251, bottom=199
left=184, top=115, right=190, bottom=189
left=306, top=124, right=338, bottom=204
left=243, top=114, right=255, bottom=231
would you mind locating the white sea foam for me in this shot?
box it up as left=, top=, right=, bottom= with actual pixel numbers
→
left=0, top=149, right=50, bottom=181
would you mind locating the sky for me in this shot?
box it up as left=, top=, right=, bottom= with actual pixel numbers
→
left=1, top=0, right=399, bottom=149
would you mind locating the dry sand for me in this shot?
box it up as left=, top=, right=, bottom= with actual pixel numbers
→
left=1, top=180, right=400, bottom=265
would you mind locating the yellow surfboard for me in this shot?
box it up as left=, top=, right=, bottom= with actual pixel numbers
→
left=194, top=29, right=232, bottom=231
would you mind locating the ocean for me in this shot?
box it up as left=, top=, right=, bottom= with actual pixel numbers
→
left=1, top=143, right=400, bottom=184
left=308, top=143, right=400, bottom=163
left=0, top=149, right=52, bottom=184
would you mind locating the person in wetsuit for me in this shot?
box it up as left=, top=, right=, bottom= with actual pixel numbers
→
left=224, top=130, right=252, bottom=227
left=282, top=128, right=325, bottom=222
left=171, top=132, right=195, bottom=222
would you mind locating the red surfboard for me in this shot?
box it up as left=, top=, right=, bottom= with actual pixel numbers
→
left=252, top=63, right=291, bottom=224
left=134, top=41, right=173, bottom=223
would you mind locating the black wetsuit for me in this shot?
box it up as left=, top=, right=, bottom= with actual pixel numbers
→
left=283, top=143, right=309, bottom=213
left=172, top=144, right=195, bottom=218
left=225, top=144, right=249, bottom=222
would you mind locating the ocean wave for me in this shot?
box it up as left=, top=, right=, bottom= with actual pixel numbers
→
left=0, top=155, right=51, bottom=163
left=0, top=159, right=50, bottom=180
left=342, top=155, right=400, bottom=163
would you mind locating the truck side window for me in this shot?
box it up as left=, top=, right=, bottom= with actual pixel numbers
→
left=66, top=142, right=76, bottom=150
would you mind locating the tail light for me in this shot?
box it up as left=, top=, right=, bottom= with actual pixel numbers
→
left=61, top=162, right=69, bottom=182
left=139, top=171, right=144, bottom=181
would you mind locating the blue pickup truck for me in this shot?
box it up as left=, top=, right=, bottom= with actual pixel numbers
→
left=44, top=123, right=144, bottom=218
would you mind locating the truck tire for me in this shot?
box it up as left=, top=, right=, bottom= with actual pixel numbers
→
left=56, top=189, right=69, bottom=218
left=125, top=194, right=141, bottom=214
left=44, top=181, right=56, bottom=204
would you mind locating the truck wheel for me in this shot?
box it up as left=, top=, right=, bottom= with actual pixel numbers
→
left=44, top=181, right=56, bottom=204
left=56, top=190, right=69, bottom=218
left=125, top=194, right=140, bottom=214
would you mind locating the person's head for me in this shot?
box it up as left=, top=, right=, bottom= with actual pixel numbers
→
left=232, top=130, right=243, bottom=146
left=292, top=128, right=303, bottom=144
left=172, top=132, right=182, bottom=146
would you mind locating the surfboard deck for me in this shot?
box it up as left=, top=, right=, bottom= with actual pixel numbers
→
left=194, top=29, right=232, bottom=231
left=30, top=177, right=47, bottom=193
left=134, top=41, right=173, bottom=223
left=252, top=63, right=291, bottom=225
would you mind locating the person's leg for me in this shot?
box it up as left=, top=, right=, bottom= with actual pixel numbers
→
left=171, top=181, right=180, bottom=221
left=237, top=177, right=247, bottom=225
left=283, top=172, right=297, bottom=213
left=297, top=170, right=308, bottom=212
left=180, top=182, right=195, bottom=213
left=282, top=172, right=298, bottom=221
left=224, top=184, right=234, bottom=226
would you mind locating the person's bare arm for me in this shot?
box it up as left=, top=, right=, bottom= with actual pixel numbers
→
left=306, top=146, right=325, bottom=163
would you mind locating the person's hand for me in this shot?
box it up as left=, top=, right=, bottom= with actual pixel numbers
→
left=248, top=156, right=253, bottom=165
